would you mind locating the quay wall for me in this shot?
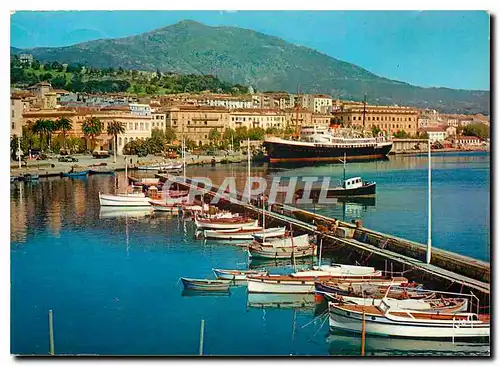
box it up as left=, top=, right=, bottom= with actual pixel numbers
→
left=291, top=209, right=490, bottom=284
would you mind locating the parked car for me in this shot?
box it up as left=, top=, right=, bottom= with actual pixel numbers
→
left=92, top=150, right=110, bottom=159
left=58, top=156, right=79, bottom=162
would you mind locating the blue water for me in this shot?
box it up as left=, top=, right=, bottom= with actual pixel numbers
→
left=10, top=152, right=490, bottom=355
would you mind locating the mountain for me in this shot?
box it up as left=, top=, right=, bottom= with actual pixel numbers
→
left=11, top=20, right=489, bottom=114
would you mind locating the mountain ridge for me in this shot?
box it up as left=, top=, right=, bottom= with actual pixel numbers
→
left=11, top=20, right=489, bottom=114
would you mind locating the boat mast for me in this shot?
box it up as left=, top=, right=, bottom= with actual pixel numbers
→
left=182, top=137, right=186, bottom=181
left=262, top=195, right=266, bottom=240
left=247, top=138, right=251, bottom=203
left=427, top=139, right=432, bottom=264
left=124, top=156, right=128, bottom=187
left=362, top=94, right=367, bottom=131
left=343, top=152, right=346, bottom=182
left=294, top=84, right=300, bottom=138
left=17, top=136, right=21, bottom=168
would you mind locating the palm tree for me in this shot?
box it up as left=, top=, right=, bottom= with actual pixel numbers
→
left=45, top=119, right=57, bottom=151
left=56, top=117, right=73, bottom=151
left=32, top=119, right=50, bottom=152
left=106, top=120, right=125, bottom=163
left=82, top=116, right=104, bottom=152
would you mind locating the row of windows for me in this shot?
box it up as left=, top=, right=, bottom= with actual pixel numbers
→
left=348, top=115, right=413, bottom=122
left=124, top=122, right=150, bottom=131
left=366, top=123, right=413, bottom=130
left=152, top=122, right=165, bottom=128
left=154, top=115, right=165, bottom=120
left=187, top=121, right=209, bottom=125
left=231, top=116, right=284, bottom=122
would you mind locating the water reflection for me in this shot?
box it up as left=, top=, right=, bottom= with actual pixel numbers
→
left=247, top=293, right=315, bottom=310
left=326, top=330, right=490, bottom=356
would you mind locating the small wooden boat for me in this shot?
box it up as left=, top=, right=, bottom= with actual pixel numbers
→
left=252, top=227, right=287, bottom=240
left=316, top=281, right=422, bottom=298
left=204, top=227, right=263, bottom=240
left=254, top=233, right=312, bottom=248
left=63, top=170, right=89, bottom=177
left=247, top=244, right=317, bottom=259
left=248, top=274, right=406, bottom=294
left=99, top=190, right=151, bottom=207
left=180, top=277, right=231, bottom=292
left=212, top=268, right=268, bottom=281
left=328, top=293, right=468, bottom=313
left=194, top=216, right=259, bottom=230
left=328, top=300, right=490, bottom=339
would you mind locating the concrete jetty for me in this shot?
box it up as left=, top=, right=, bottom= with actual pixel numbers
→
left=159, top=173, right=490, bottom=300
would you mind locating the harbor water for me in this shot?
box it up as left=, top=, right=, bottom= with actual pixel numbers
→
left=10, top=152, right=490, bottom=355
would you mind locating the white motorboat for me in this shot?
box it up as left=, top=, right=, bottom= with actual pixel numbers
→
left=328, top=300, right=490, bottom=339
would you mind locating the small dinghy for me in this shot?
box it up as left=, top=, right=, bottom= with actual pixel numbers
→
left=63, top=170, right=89, bottom=177
left=212, top=268, right=268, bottom=281
left=180, top=277, right=231, bottom=292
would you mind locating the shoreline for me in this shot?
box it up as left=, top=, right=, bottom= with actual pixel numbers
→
left=10, top=149, right=489, bottom=179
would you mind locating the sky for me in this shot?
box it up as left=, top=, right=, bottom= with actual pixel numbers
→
left=10, top=10, right=490, bottom=90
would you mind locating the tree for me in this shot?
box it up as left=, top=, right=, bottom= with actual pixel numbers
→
left=32, top=59, right=40, bottom=70
left=223, top=128, right=236, bottom=149
left=32, top=119, right=53, bottom=152
left=248, top=127, right=265, bottom=140
left=371, top=125, right=382, bottom=136
left=82, top=116, right=104, bottom=152
left=56, top=117, right=73, bottom=150
left=208, top=128, right=221, bottom=147
left=392, top=130, right=409, bottom=138
left=265, top=127, right=279, bottom=135
left=185, top=138, right=197, bottom=150
left=106, top=120, right=125, bottom=163
left=51, top=75, right=67, bottom=89
left=40, top=72, right=53, bottom=82
left=461, top=123, right=489, bottom=139
left=43, top=62, right=52, bottom=71
left=234, top=126, right=248, bottom=145
left=164, top=127, right=177, bottom=143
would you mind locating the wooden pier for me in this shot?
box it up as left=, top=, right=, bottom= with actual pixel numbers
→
left=158, top=173, right=490, bottom=299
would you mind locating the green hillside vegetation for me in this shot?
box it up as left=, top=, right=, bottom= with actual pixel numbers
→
left=10, top=55, right=250, bottom=96
left=11, top=20, right=489, bottom=114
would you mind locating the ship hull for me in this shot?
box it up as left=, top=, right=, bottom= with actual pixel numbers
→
left=264, top=140, right=393, bottom=163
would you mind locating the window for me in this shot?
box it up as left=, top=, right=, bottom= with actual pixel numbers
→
left=392, top=117, right=395, bottom=121
left=119, top=137, right=122, bottom=146
left=12, top=122, right=15, bottom=130
left=11, top=100, right=14, bottom=106
left=11, top=110, right=14, bottom=118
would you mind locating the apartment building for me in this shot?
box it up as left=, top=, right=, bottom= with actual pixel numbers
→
left=164, top=106, right=229, bottom=146
left=332, top=102, right=419, bottom=136
left=229, top=109, right=286, bottom=130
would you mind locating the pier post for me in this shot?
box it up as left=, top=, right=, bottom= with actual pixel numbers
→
left=48, top=309, right=55, bottom=356
left=361, top=311, right=366, bottom=356
left=199, top=319, right=205, bottom=356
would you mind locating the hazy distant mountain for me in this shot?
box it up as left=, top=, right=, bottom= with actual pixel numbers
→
left=11, top=20, right=489, bottom=114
